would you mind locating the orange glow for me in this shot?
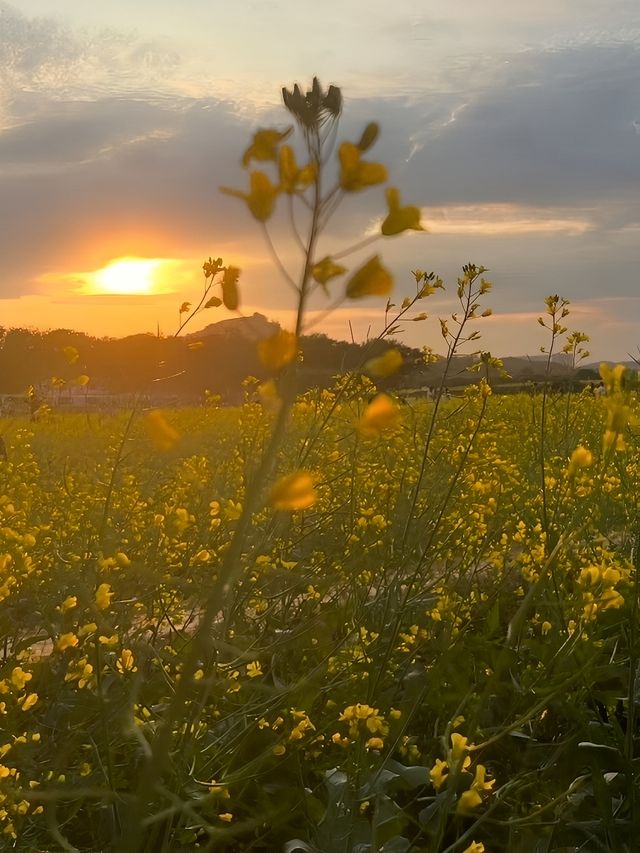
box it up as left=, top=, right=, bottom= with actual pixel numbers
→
left=89, top=257, right=163, bottom=295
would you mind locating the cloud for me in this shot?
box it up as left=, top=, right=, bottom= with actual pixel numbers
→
left=402, top=42, right=640, bottom=209
left=364, top=204, right=596, bottom=237
left=0, top=97, right=179, bottom=168
left=0, top=2, right=182, bottom=110
left=423, top=208, right=594, bottom=236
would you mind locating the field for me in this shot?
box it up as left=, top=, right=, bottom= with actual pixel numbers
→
left=0, top=368, right=638, bottom=852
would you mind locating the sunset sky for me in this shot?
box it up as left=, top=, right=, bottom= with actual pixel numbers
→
left=1, top=1, right=639, bottom=358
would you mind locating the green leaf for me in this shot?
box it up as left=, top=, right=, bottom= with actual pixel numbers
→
left=372, top=794, right=406, bottom=846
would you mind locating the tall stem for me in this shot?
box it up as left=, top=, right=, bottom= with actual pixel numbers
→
left=120, top=122, right=326, bottom=853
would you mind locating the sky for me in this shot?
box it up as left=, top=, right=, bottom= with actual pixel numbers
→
left=1, top=0, right=639, bottom=358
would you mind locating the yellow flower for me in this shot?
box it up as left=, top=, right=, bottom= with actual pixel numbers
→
left=450, top=733, right=471, bottom=763
left=599, top=587, right=624, bottom=610
left=365, top=348, right=403, bottom=378
left=462, top=842, right=485, bottom=853
left=218, top=812, right=234, bottom=823
left=339, top=142, right=387, bottom=192
left=224, top=500, right=243, bottom=521
left=602, top=567, right=622, bottom=585
left=339, top=704, right=388, bottom=739
left=578, top=565, right=601, bottom=587
left=471, top=764, right=495, bottom=794
left=312, top=256, right=347, bottom=287
left=599, top=362, right=626, bottom=394
left=380, top=187, right=425, bottom=236
left=10, top=667, right=32, bottom=690
left=603, top=428, right=626, bottom=452
left=221, top=171, right=280, bottom=222
left=366, top=737, right=384, bottom=750
left=144, top=410, right=179, bottom=452
left=241, top=127, right=292, bottom=167
left=479, top=378, right=492, bottom=398
left=429, top=758, right=448, bottom=790
left=278, top=144, right=316, bottom=193
left=20, top=693, right=38, bottom=711
left=568, top=445, right=593, bottom=476
left=289, top=712, right=316, bottom=741
left=258, top=330, right=298, bottom=370
left=268, top=471, right=317, bottom=511
left=357, top=394, right=402, bottom=438
left=95, top=583, right=113, bottom=610
left=457, top=788, right=483, bottom=813
left=583, top=597, right=598, bottom=621
left=246, top=661, right=263, bottom=679
left=65, top=658, right=94, bottom=689
left=346, top=256, right=393, bottom=300
left=208, top=781, right=230, bottom=798
left=116, top=649, right=137, bottom=673
left=56, top=633, right=79, bottom=652
left=61, top=595, right=77, bottom=612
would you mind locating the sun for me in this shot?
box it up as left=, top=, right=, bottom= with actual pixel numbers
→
left=91, top=257, right=162, bottom=295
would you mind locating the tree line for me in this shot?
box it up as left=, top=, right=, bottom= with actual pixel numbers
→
left=0, top=323, right=421, bottom=403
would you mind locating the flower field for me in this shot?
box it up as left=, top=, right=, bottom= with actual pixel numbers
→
left=0, top=365, right=638, bottom=851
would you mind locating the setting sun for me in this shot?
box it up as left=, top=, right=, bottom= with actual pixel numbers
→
left=91, top=257, right=162, bottom=295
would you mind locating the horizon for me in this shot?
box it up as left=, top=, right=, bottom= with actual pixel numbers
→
left=2, top=313, right=638, bottom=367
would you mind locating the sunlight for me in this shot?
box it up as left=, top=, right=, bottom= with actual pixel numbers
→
left=90, top=257, right=163, bottom=295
